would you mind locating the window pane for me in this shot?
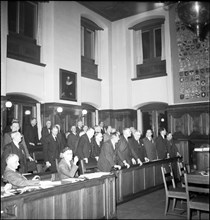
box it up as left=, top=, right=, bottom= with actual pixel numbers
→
left=154, top=28, right=161, bottom=57
left=84, top=28, right=93, bottom=59
left=142, top=31, right=150, bottom=60
left=8, top=1, right=18, bottom=33
left=24, top=2, right=36, bottom=38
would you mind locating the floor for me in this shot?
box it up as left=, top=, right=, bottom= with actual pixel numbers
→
left=116, top=188, right=209, bottom=219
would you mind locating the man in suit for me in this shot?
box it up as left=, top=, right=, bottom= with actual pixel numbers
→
left=40, top=120, right=51, bottom=145
left=24, top=117, right=41, bottom=152
left=128, top=130, right=149, bottom=164
left=97, top=131, right=121, bottom=172
left=155, top=127, right=168, bottom=159
left=43, top=125, right=61, bottom=172
left=67, top=125, right=79, bottom=154
left=90, top=132, right=103, bottom=161
left=3, top=154, right=40, bottom=188
left=58, top=147, right=79, bottom=179
left=76, top=120, right=83, bottom=136
left=76, top=127, right=94, bottom=161
left=116, top=128, right=138, bottom=168
left=3, top=119, right=33, bottom=162
left=143, top=129, right=158, bottom=161
left=1, top=131, right=28, bottom=174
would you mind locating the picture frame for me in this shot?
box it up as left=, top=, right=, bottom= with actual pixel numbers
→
left=60, top=69, right=77, bottom=101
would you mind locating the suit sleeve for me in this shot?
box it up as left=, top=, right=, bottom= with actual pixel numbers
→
left=59, top=162, right=78, bottom=178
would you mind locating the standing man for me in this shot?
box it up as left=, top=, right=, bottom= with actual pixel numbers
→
left=1, top=131, right=28, bottom=174
left=116, top=128, right=137, bottom=168
left=40, top=120, right=51, bottom=145
left=67, top=125, right=79, bottom=154
left=97, top=131, right=121, bottom=172
left=155, top=127, right=168, bottom=159
left=24, top=117, right=41, bottom=152
left=128, top=130, right=149, bottom=164
left=76, top=120, right=83, bottom=136
left=76, top=127, right=95, bottom=162
left=43, top=125, right=61, bottom=172
left=143, top=129, right=158, bottom=161
left=91, top=132, right=103, bottom=161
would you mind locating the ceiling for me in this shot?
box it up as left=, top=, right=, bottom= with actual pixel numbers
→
left=77, top=1, right=166, bottom=22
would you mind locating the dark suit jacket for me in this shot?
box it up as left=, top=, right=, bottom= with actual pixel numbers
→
left=3, top=167, right=39, bottom=187
left=67, top=132, right=79, bottom=154
left=143, top=137, right=158, bottom=160
left=116, top=135, right=137, bottom=166
left=76, top=127, right=83, bottom=136
left=97, top=140, right=118, bottom=172
left=166, top=140, right=179, bottom=157
left=1, top=142, right=27, bottom=174
left=43, top=134, right=60, bottom=172
left=58, top=158, right=78, bottom=179
left=90, top=138, right=101, bottom=158
left=155, top=135, right=168, bottom=159
left=24, top=124, right=39, bottom=147
left=40, top=126, right=51, bottom=145
left=76, top=134, right=92, bottom=159
left=3, top=132, right=30, bottom=158
left=129, top=137, right=148, bottom=162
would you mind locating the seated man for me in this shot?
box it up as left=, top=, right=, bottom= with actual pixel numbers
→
left=58, top=147, right=79, bottom=179
left=3, top=154, right=40, bottom=188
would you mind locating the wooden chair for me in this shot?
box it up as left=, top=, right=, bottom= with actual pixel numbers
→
left=79, top=157, right=99, bottom=175
left=177, top=159, right=188, bottom=187
left=184, top=172, right=209, bottom=220
left=161, top=163, right=187, bottom=216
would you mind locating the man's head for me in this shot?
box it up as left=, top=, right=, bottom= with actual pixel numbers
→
left=11, top=131, right=22, bottom=143
left=159, top=127, right=166, bottom=136
left=95, top=132, right=103, bottom=143
left=133, top=130, right=141, bottom=141
left=51, top=125, right=59, bottom=137
left=77, top=120, right=83, bottom=128
left=146, top=129, right=153, bottom=138
left=166, top=132, right=173, bottom=141
left=62, top=147, right=73, bottom=161
left=123, top=128, right=131, bottom=138
left=86, top=127, right=95, bottom=139
left=30, top=118, right=37, bottom=127
left=110, top=131, right=120, bottom=144
left=71, top=125, right=77, bottom=133
left=6, top=154, right=19, bottom=170
left=106, top=125, right=112, bottom=134
left=10, top=120, right=20, bottom=132
left=46, top=120, right=51, bottom=128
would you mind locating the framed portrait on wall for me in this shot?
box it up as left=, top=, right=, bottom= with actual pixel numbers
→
left=60, top=69, right=77, bottom=101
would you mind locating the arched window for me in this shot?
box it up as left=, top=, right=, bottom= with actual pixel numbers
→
left=129, top=18, right=166, bottom=79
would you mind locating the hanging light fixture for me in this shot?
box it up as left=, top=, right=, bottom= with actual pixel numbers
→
left=5, top=101, right=12, bottom=108
left=177, top=1, right=210, bottom=41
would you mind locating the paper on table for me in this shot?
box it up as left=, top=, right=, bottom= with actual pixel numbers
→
left=39, top=180, right=61, bottom=189
left=79, top=172, right=111, bottom=179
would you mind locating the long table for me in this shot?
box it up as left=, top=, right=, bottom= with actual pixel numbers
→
left=1, top=174, right=116, bottom=219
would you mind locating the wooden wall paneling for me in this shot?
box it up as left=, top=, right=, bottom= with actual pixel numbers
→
left=201, top=112, right=209, bottom=135
left=154, top=163, right=163, bottom=186
left=121, top=170, right=133, bottom=198
left=175, top=140, right=189, bottom=164
left=133, top=167, right=144, bottom=193
left=144, top=166, right=154, bottom=189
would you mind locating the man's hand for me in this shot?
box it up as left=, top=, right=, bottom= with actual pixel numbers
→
left=28, top=156, right=34, bottom=161
left=95, top=156, right=99, bottom=161
left=123, top=160, right=130, bottom=169
left=73, top=156, right=79, bottom=164
left=46, top=161, right=51, bottom=167
left=29, top=142, right=35, bottom=146
left=131, top=158, right=136, bottom=165
left=114, top=165, right=121, bottom=170
left=84, top=158, right=88, bottom=163
left=137, top=158, right=143, bottom=166
left=144, top=157, right=150, bottom=162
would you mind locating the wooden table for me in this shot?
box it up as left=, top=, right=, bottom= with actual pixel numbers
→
left=187, top=171, right=209, bottom=194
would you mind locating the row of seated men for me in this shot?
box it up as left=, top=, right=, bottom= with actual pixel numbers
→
left=1, top=118, right=181, bottom=189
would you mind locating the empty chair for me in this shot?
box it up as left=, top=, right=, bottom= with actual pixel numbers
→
left=184, top=172, right=209, bottom=220
left=161, top=163, right=187, bottom=216
left=177, top=159, right=188, bottom=187
left=79, top=157, right=99, bottom=175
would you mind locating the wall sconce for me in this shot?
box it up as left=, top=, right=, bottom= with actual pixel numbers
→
left=82, top=109, right=87, bottom=116
left=5, top=101, right=12, bottom=108
left=25, top=110, right=31, bottom=115
left=57, top=107, right=63, bottom=113
left=177, top=1, right=210, bottom=41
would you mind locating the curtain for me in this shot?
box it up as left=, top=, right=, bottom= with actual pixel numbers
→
left=135, top=30, right=143, bottom=65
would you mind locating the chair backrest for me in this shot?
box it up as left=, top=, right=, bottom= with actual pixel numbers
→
left=161, top=163, right=176, bottom=194
left=79, top=157, right=98, bottom=174
left=33, top=151, right=44, bottom=163
left=177, top=159, right=187, bottom=179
